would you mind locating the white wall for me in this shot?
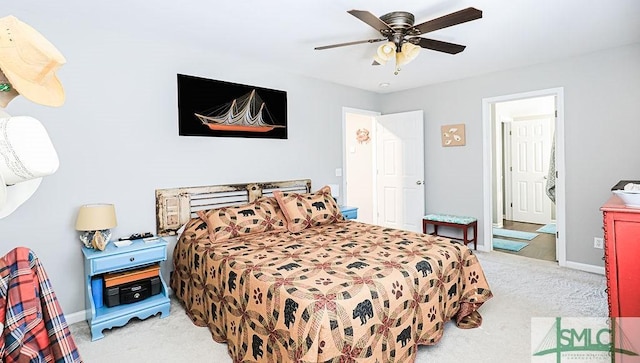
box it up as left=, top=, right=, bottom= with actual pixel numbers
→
left=380, top=42, right=640, bottom=268
left=0, top=10, right=380, bottom=316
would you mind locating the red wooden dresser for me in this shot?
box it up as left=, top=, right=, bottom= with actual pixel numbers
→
left=601, top=195, right=640, bottom=317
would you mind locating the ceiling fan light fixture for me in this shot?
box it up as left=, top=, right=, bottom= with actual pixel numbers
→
left=374, top=42, right=396, bottom=65
left=393, top=43, right=420, bottom=75
left=381, top=42, right=395, bottom=54
left=401, top=42, right=420, bottom=59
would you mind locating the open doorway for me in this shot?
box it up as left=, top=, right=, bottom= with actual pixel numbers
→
left=342, top=109, right=378, bottom=224
left=342, top=107, right=426, bottom=233
left=482, top=88, right=566, bottom=266
left=496, top=96, right=556, bottom=261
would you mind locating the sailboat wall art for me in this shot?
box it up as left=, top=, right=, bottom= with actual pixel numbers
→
left=177, top=74, right=287, bottom=139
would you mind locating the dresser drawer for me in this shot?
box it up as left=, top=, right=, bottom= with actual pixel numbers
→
left=91, top=245, right=166, bottom=274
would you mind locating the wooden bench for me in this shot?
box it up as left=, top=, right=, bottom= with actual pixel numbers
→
left=422, top=214, right=477, bottom=250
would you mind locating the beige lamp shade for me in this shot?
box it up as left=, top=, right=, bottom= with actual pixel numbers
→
left=374, top=42, right=396, bottom=65
left=373, top=42, right=420, bottom=74
left=75, top=203, right=117, bottom=231
left=396, top=42, right=420, bottom=67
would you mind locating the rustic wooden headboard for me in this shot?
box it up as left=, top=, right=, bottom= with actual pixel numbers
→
left=155, top=179, right=311, bottom=236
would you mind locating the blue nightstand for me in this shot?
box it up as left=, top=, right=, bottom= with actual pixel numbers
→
left=340, top=205, right=358, bottom=220
left=82, top=238, right=171, bottom=340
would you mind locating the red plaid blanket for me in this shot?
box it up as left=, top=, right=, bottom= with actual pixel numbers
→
left=0, top=247, right=82, bottom=363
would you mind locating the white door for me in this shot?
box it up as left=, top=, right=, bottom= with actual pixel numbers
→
left=375, top=110, right=425, bottom=232
left=509, top=117, right=553, bottom=224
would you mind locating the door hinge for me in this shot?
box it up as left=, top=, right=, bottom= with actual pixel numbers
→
left=510, top=203, right=513, bottom=208
left=556, top=171, right=558, bottom=178
left=510, top=166, right=512, bottom=172
left=555, top=110, right=558, bottom=118
left=556, top=231, right=559, bottom=238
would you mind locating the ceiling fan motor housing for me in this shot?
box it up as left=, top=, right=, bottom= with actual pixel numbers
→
left=380, top=11, right=416, bottom=51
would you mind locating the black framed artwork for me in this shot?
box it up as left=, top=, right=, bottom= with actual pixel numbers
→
left=177, top=74, right=287, bottom=139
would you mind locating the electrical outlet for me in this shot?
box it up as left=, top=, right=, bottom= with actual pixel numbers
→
left=593, top=237, right=604, bottom=249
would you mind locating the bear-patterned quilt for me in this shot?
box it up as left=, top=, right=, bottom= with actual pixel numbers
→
left=171, top=219, right=493, bottom=362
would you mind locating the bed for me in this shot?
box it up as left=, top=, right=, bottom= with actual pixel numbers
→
left=157, top=179, right=493, bottom=362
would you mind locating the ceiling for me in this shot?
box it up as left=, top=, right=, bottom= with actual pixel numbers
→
left=12, top=0, right=640, bottom=93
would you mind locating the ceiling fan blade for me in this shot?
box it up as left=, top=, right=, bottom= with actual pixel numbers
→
left=414, top=38, right=466, bottom=54
left=347, top=9, right=393, bottom=34
left=412, top=7, right=482, bottom=35
left=314, top=38, right=386, bottom=50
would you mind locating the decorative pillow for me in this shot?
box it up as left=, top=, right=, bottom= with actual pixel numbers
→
left=197, top=197, right=287, bottom=242
left=178, top=217, right=211, bottom=242
left=273, top=185, right=344, bottom=233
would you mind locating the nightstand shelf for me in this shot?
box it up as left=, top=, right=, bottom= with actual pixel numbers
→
left=82, top=238, right=171, bottom=341
left=340, top=206, right=358, bottom=220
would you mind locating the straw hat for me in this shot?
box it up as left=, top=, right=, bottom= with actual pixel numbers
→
left=0, top=115, right=59, bottom=218
left=0, top=15, right=66, bottom=107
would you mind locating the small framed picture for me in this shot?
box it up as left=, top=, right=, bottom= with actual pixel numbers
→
left=441, top=123, right=466, bottom=147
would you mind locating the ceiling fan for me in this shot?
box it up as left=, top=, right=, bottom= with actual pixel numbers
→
left=315, top=7, right=483, bottom=74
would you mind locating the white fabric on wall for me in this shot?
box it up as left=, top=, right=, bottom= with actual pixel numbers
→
left=545, top=131, right=556, bottom=203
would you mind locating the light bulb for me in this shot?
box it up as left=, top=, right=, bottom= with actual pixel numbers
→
left=375, top=42, right=396, bottom=65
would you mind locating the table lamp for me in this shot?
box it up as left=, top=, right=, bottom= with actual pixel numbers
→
left=75, top=203, right=117, bottom=251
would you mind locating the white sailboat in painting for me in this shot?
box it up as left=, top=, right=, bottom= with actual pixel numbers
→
left=195, top=89, right=285, bottom=133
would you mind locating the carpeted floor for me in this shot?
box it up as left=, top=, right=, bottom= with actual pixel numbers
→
left=69, top=251, right=607, bottom=362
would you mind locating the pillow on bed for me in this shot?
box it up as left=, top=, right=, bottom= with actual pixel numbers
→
left=197, top=197, right=287, bottom=242
left=273, top=185, right=344, bottom=233
left=178, top=217, right=211, bottom=242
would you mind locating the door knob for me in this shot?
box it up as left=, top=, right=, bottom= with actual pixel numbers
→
left=416, top=180, right=423, bottom=185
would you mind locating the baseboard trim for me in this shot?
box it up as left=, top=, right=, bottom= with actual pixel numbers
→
left=65, top=310, right=87, bottom=325
left=565, top=260, right=605, bottom=275
left=478, top=248, right=605, bottom=275
left=65, top=287, right=175, bottom=326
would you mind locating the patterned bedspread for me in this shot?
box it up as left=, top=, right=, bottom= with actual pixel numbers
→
left=172, top=220, right=492, bottom=362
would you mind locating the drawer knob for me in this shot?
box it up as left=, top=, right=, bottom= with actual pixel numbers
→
left=130, top=257, right=135, bottom=262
